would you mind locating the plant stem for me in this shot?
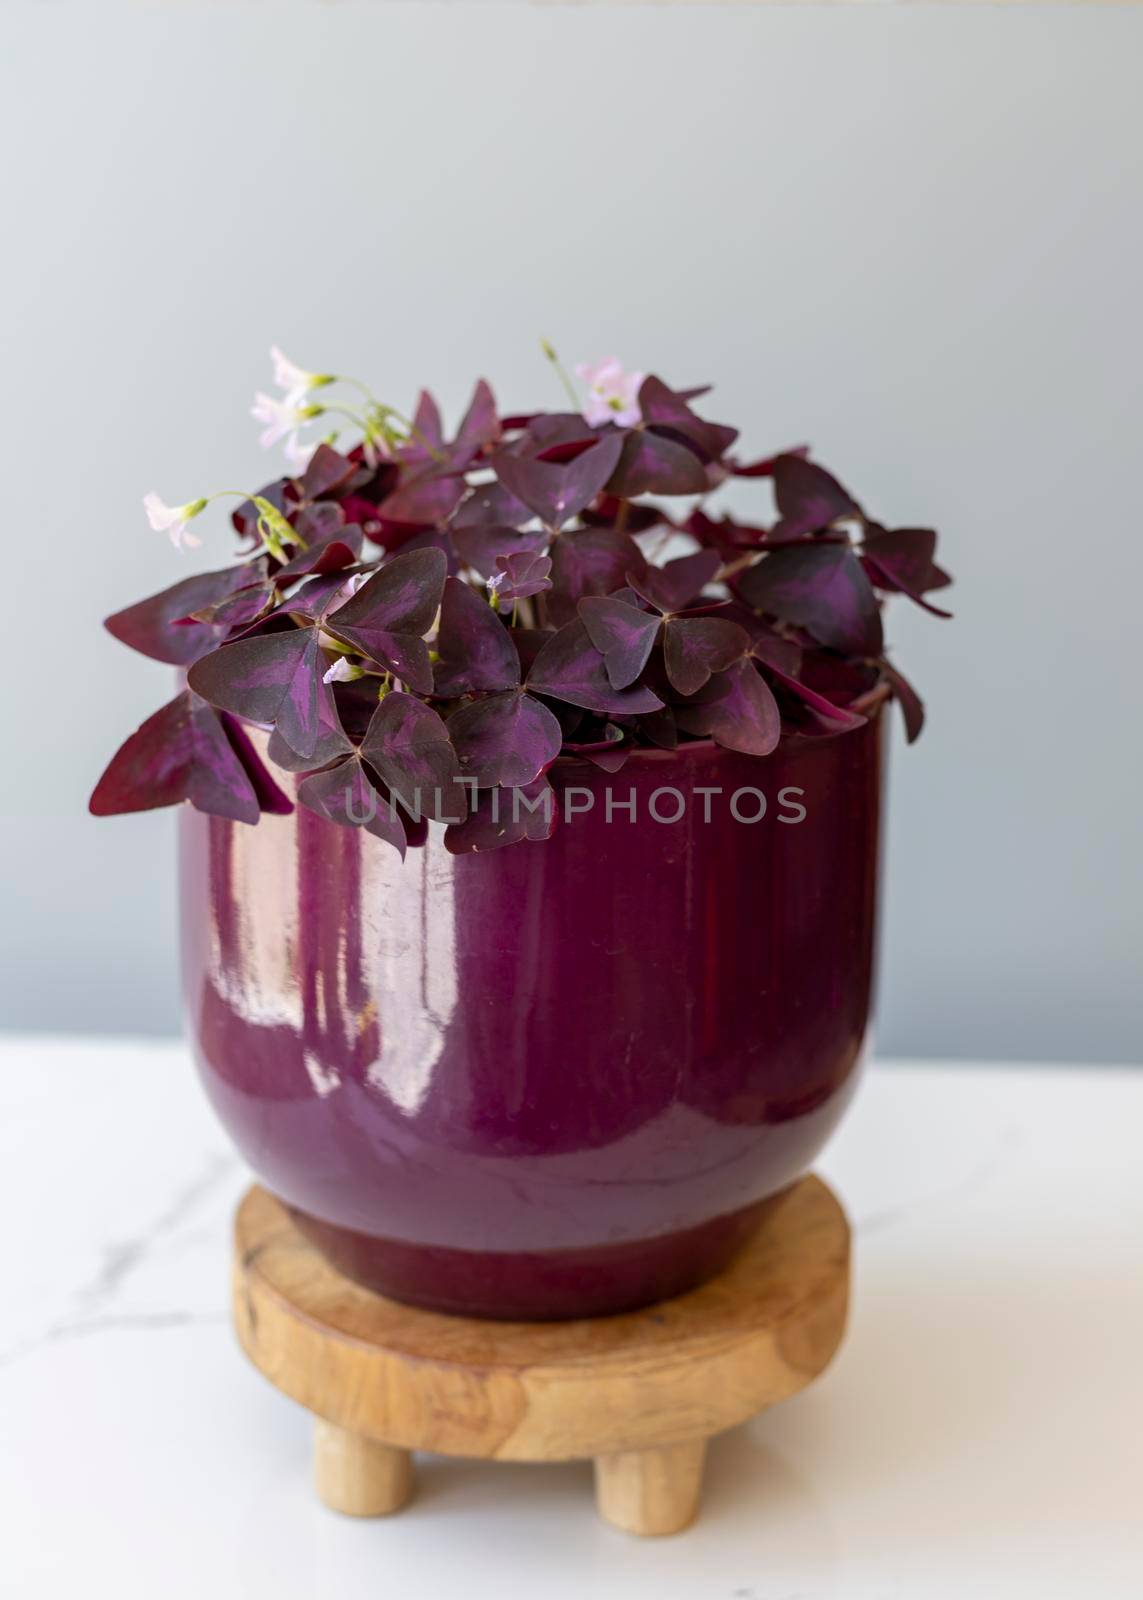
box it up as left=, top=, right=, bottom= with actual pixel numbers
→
left=541, top=340, right=580, bottom=412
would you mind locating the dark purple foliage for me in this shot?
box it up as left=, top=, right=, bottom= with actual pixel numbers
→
left=434, top=575, right=520, bottom=695
left=274, top=522, right=364, bottom=580
left=771, top=453, right=860, bottom=539
left=448, top=689, right=562, bottom=788
left=453, top=523, right=546, bottom=579
left=93, top=366, right=951, bottom=851
left=90, top=690, right=261, bottom=823
left=737, top=543, right=884, bottom=657
left=548, top=527, right=648, bottom=625
left=104, top=562, right=267, bottom=665
left=493, top=434, right=624, bottom=529
left=323, top=547, right=447, bottom=693
left=880, top=660, right=926, bottom=743
left=492, top=551, right=552, bottom=603
left=529, top=619, right=664, bottom=715
left=631, top=549, right=720, bottom=613
left=636, top=376, right=739, bottom=463
left=359, top=692, right=464, bottom=821
left=860, top=525, right=953, bottom=618
left=662, top=616, right=749, bottom=696
left=297, top=756, right=407, bottom=853
left=578, top=596, right=662, bottom=690
left=673, top=660, right=781, bottom=758
left=608, top=429, right=708, bottom=497
left=444, top=775, right=556, bottom=854
left=187, top=627, right=341, bottom=762
left=300, top=444, right=357, bottom=500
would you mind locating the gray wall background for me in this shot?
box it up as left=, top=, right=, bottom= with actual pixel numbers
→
left=2, top=2, right=1140, bottom=1062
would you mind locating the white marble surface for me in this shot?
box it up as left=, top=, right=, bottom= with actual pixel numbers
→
left=2, top=1038, right=1140, bottom=1598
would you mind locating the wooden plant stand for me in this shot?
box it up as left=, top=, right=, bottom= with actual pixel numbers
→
left=232, top=1175, right=849, bottom=1537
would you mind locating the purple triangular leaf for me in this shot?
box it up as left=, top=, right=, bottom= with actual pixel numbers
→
left=523, top=414, right=602, bottom=458
left=493, top=433, right=624, bottom=529
left=376, top=470, right=466, bottom=532
left=408, top=390, right=444, bottom=452
left=607, top=429, right=708, bottom=497
left=297, top=757, right=406, bottom=853
left=324, top=547, right=446, bottom=692
left=578, top=596, right=661, bottom=690
left=771, top=454, right=859, bottom=538
left=293, top=500, right=348, bottom=545
left=637, top=376, right=739, bottom=461
left=861, top=525, right=953, bottom=616
left=453, top=480, right=532, bottom=530
left=547, top=527, right=648, bottom=626
left=327, top=546, right=446, bottom=635
left=300, top=444, right=356, bottom=499
left=456, top=379, right=500, bottom=453
left=187, top=628, right=342, bottom=762
left=737, top=543, right=883, bottom=656
left=188, top=581, right=275, bottom=630
left=444, top=775, right=556, bottom=854
left=104, top=562, right=266, bottom=666
left=662, top=615, right=749, bottom=696
left=271, top=571, right=354, bottom=623
left=673, top=660, right=781, bottom=757
left=275, top=522, right=364, bottom=580
left=447, top=689, right=562, bottom=789
left=528, top=618, right=664, bottom=714
left=433, top=575, right=520, bottom=696
left=492, top=551, right=552, bottom=602
left=633, top=549, right=721, bottom=614
left=89, top=689, right=260, bottom=823
left=716, top=601, right=805, bottom=676
left=265, top=682, right=354, bottom=771
left=360, top=691, right=465, bottom=822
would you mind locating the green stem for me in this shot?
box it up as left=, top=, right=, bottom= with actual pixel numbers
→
left=541, top=339, right=580, bottom=411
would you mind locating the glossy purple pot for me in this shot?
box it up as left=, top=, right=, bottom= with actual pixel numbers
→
left=181, top=716, right=883, bottom=1319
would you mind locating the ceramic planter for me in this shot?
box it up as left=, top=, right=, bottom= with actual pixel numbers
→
left=181, top=715, right=883, bottom=1319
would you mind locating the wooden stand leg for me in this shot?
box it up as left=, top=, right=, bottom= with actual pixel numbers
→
left=313, top=1419, right=414, bottom=1517
left=594, top=1439, right=707, bottom=1536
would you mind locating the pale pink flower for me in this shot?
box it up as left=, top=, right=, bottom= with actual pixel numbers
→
left=143, top=491, right=205, bottom=552
left=269, top=346, right=326, bottom=406
left=252, top=391, right=313, bottom=450
left=575, top=357, right=644, bottom=428
left=322, top=656, right=362, bottom=685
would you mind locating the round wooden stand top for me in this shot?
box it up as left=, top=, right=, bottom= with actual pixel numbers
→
left=233, top=1175, right=849, bottom=1466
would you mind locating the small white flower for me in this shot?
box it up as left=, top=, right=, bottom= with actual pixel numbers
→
left=143, top=491, right=206, bottom=552
left=575, top=357, right=645, bottom=428
left=252, top=391, right=315, bottom=450
left=269, top=345, right=327, bottom=406
left=322, top=656, right=362, bottom=685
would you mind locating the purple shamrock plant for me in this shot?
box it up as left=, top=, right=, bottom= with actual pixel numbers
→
left=91, top=347, right=953, bottom=854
